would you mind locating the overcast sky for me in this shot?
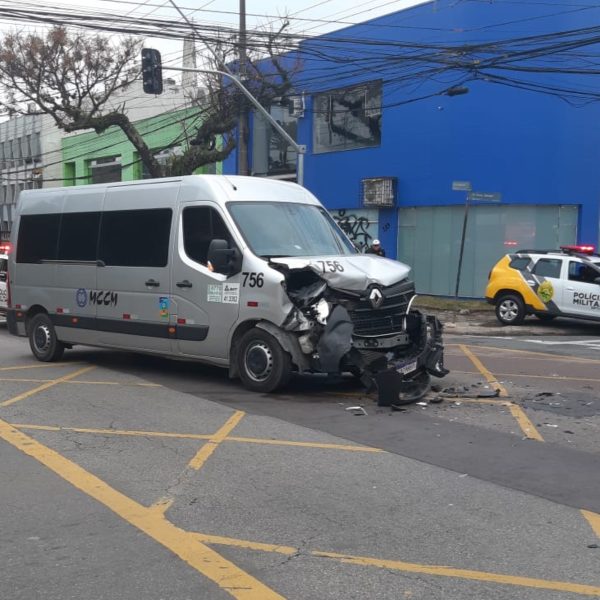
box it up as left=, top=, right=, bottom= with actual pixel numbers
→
left=1, top=0, right=428, bottom=67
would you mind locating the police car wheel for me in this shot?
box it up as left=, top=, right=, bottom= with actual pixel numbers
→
left=28, top=313, right=65, bottom=362
left=496, top=294, right=525, bottom=325
left=238, top=328, right=292, bottom=393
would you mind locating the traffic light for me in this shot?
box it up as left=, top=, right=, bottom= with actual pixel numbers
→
left=141, top=48, right=163, bottom=95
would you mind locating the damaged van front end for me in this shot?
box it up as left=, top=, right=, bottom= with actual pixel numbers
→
left=271, top=255, right=448, bottom=405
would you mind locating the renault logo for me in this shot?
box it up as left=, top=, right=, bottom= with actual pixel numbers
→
left=369, top=287, right=384, bottom=309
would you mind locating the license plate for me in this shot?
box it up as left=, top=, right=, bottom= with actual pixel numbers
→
left=396, top=360, right=417, bottom=376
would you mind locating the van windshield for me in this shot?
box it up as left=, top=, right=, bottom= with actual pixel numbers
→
left=228, top=202, right=357, bottom=258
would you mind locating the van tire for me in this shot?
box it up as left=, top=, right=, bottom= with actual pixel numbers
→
left=495, top=294, right=525, bottom=325
left=237, top=328, right=292, bottom=393
left=28, top=314, right=65, bottom=362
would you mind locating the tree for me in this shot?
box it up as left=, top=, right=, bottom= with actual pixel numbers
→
left=0, top=25, right=298, bottom=178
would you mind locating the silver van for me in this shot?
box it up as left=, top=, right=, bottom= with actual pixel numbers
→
left=7, top=175, right=447, bottom=401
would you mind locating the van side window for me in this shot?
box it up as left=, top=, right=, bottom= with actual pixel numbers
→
left=58, top=212, right=101, bottom=261
left=98, top=208, right=172, bottom=267
left=183, top=206, right=232, bottom=265
left=16, top=214, right=61, bottom=263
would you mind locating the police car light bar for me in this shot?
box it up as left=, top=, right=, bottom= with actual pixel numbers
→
left=560, top=244, right=595, bottom=254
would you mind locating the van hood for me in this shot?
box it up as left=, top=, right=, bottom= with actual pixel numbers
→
left=270, top=255, right=411, bottom=291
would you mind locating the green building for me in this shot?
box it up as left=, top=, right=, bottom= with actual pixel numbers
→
left=62, top=108, right=219, bottom=185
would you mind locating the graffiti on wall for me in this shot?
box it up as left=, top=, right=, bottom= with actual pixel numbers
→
left=331, top=209, right=377, bottom=252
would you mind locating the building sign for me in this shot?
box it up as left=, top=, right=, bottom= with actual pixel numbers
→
left=361, top=177, right=397, bottom=208
left=468, top=191, right=502, bottom=202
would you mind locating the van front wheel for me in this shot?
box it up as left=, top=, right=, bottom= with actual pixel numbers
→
left=237, top=328, right=292, bottom=393
left=28, top=313, right=65, bottom=362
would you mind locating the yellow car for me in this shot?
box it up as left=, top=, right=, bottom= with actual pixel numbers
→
left=485, top=245, right=600, bottom=325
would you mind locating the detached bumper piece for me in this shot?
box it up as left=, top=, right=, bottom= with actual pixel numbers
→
left=376, top=314, right=448, bottom=407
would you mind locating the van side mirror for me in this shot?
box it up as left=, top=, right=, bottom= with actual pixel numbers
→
left=207, top=239, right=241, bottom=276
left=595, top=277, right=600, bottom=285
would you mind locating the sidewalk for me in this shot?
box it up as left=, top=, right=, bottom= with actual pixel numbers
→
left=430, top=309, right=600, bottom=337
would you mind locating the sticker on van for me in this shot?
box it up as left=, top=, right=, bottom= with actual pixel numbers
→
left=222, top=283, right=240, bottom=304
left=159, top=296, right=169, bottom=318
left=207, top=284, right=222, bottom=303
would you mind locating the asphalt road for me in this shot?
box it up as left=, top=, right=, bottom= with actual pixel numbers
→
left=0, top=322, right=599, bottom=600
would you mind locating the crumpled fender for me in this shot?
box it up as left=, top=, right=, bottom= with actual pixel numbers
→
left=256, top=321, right=311, bottom=372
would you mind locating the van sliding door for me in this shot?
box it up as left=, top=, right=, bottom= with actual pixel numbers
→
left=95, top=184, right=177, bottom=353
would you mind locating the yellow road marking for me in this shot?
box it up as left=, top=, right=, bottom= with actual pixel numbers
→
left=11, top=424, right=383, bottom=453
left=457, top=348, right=600, bottom=537
left=192, top=532, right=298, bottom=556
left=459, top=345, right=508, bottom=397
left=226, top=435, right=383, bottom=453
left=450, top=370, right=600, bottom=383
left=581, top=511, right=600, bottom=538
left=0, top=366, right=96, bottom=407
left=0, top=417, right=284, bottom=600
left=458, top=346, right=545, bottom=441
left=149, top=497, right=174, bottom=514
left=188, top=411, right=245, bottom=470
left=506, top=403, right=545, bottom=441
left=312, top=550, right=600, bottom=597
left=14, top=423, right=212, bottom=440
left=0, top=377, right=161, bottom=387
left=0, top=377, right=55, bottom=383
left=447, top=344, right=600, bottom=364
left=0, top=362, right=83, bottom=371
left=431, top=397, right=545, bottom=441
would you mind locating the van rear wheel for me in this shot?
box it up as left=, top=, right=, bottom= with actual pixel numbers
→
left=28, top=313, right=65, bottom=362
left=237, top=328, right=292, bottom=393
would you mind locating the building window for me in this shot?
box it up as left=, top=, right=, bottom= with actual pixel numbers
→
left=31, top=132, right=41, bottom=161
left=25, top=134, right=33, bottom=163
left=398, top=204, right=578, bottom=297
left=252, top=104, right=298, bottom=177
left=90, top=156, right=122, bottom=184
left=313, top=81, right=382, bottom=154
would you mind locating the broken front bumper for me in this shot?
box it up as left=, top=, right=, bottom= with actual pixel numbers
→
left=373, top=313, right=449, bottom=406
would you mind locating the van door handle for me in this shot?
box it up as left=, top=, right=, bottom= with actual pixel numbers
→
left=567, top=286, right=575, bottom=291
left=176, top=280, right=193, bottom=289
left=145, top=279, right=160, bottom=287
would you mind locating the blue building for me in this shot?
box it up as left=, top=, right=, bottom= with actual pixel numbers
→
left=224, top=0, right=600, bottom=297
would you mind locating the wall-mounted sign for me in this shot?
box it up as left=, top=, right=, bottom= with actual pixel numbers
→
left=468, top=191, right=502, bottom=202
left=361, top=177, right=397, bottom=208
left=452, top=180, right=472, bottom=192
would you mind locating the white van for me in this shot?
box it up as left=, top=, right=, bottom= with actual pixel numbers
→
left=7, top=176, right=446, bottom=402
left=0, top=252, right=8, bottom=318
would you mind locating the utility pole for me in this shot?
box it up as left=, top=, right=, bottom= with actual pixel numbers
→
left=237, top=0, right=249, bottom=176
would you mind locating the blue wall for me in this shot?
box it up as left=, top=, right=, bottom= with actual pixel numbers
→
left=224, top=0, right=600, bottom=254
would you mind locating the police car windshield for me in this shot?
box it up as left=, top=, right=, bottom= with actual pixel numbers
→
left=228, top=202, right=357, bottom=258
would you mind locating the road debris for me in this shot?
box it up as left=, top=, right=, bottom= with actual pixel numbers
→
left=346, top=406, right=368, bottom=416
left=439, top=383, right=501, bottom=399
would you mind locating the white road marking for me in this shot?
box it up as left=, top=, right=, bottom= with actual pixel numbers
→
left=524, top=339, right=600, bottom=350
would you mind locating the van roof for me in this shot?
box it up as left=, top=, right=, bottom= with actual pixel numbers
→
left=17, top=175, right=320, bottom=211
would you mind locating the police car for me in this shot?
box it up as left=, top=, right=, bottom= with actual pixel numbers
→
left=485, top=245, right=600, bottom=325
